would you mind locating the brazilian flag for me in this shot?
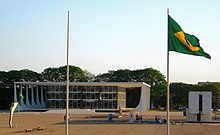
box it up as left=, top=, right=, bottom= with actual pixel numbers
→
left=168, top=15, right=211, bottom=59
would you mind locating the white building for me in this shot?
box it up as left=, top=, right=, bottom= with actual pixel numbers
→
left=186, top=91, right=212, bottom=122
left=14, top=82, right=151, bottom=112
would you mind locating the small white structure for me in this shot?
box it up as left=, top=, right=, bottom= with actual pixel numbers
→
left=129, top=113, right=134, bottom=123
left=186, top=91, right=212, bottom=122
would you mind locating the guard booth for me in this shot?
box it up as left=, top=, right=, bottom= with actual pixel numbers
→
left=186, top=91, right=212, bottom=122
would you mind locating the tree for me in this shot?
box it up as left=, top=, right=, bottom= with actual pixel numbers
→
left=83, top=70, right=95, bottom=82
left=41, top=67, right=59, bottom=82
left=170, top=82, right=194, bottom=109
left=94, top=70, right=114, bottom=82
left=0, top=69, right=41, bottom=87
left=111, top=69, right=133, bottom=82
left=41, top=65, right=91, bottom=82
left=196, top=83, right=220, bottom=109
left=0, top=69, right=41, bottom=109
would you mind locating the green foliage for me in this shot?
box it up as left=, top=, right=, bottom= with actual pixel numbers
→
left=41, top=65, right=94, bottom=82
left=170, top=82, right=194, bottom=109
left=0, top=69, right=41, bottom=87
left=196, top=83, right=220, bottom=109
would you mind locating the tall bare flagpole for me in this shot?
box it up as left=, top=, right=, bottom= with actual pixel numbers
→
left=166, top=8, right=170, bottom=135
left=65, top=11, right=70, bottom=135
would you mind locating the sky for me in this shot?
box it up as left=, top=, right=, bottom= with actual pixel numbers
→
left=0, top=0, right=220, bottom=84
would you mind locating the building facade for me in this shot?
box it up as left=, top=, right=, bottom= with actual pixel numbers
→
left=14, top=82, right=150, bottom=112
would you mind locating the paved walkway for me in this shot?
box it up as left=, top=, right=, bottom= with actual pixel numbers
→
left=67, top=123, right=220, bottom=135
left=0, top=112, right=220, bottom=135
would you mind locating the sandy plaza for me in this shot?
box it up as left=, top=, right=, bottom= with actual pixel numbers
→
left=1, top=111, right=220, bottom=135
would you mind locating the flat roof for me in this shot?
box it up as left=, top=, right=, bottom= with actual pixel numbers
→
left=14, top=82, right=151, bottom=88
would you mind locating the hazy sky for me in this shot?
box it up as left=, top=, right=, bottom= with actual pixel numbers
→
left=1, top=0, right=219, bottom=84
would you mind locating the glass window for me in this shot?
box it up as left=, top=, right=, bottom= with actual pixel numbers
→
left=69, top=93, right=73, bottom=99
left=104, top=101, right=108, bottom=108
left=109, top=86, right=113, bottom=92
left=78, top=93, right=82, bottom=99
left=51, top=93, right=55, bottom=99
left=109, top=94, right=113, bottom=99
left=78, top=86, right=82, bottom=92
left=113, top=93, right=116, bottom=99
left=73, top=94, right=77, bottom=99
left=95, top=93, right=99, bottom=99
left=55, top=93, right=59, bottom=99
left=87, top=93, right=90, bottom=99
left=77, top=100, right=81, bottom=108
left=82, top=93, right=85, bottom=99
left=87, top=86, right=90, bottom=92
left=47, top=93, right=51, bottom=99
left=73, top=101, right=77, bottom=108
left=73, top=86, right=78, bottom=92
left=113, top=86, right=117, bottom=92
left=69, top=86, right=73, bottom=92
left=56, top=101, right=60, bottom=108
left=104, top=94, right=108, bottom=99
left=91, top=86, right=95, bottom=92
left=104, top=86, right=108, bottom=92
left=51, top=100, right=55, bottom=108
left=109, top=101, right=113, bottom=109
left=60, top=93, right=64, bottom=99
left=69, top=100, right=73, bottom=108
left=82, top=86, right=86, bottom=92
left=113, top=100, right=117, bottom=109
left=91, top=94, right=95, bottom=99
left=82, top=101, right=86, bottom=109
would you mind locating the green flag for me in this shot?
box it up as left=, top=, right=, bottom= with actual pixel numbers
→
left=168, top=15, right=211, bottom=59
left=19, top=92, right=24, bottom=99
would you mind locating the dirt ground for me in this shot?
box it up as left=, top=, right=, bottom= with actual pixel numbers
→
left=0, top=111, right=220, bottom=135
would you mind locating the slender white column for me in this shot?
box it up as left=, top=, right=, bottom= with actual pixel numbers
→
left=41, top=86, right=45, bottom=107
left=25, top=85, right=32, bottom=109
left=31, top=85, right=37, bottom=108
left=19, top=84, right=27, bottom=110
left=36, top=86, right=42, bottom=108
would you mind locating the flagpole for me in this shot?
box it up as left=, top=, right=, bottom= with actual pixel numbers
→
left=65, top=11, right=70, bottom=135
left=166, top=8, right=170, bottom=135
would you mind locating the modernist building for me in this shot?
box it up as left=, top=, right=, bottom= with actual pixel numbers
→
left=14, top=82, right=150, bottom=112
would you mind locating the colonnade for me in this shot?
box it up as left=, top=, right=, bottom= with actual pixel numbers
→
left=14, top=82, right=46, bottom=111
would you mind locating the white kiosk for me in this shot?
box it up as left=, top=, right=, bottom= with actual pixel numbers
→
left=186, top=91, right=212, bottom=122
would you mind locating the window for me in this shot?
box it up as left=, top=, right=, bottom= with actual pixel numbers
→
left=91, top=86, right=95, bottom=92
left=109, top=94, right=113, bottom=99
left=104, top=94, right=109, bottom=99
left=109, top=86, right=113, bottom=92
left=73, top=94, right=77, bottom=99
left=73, top=101, right=77, bottom=108
left=104, top=86, right=108, bottom=92
left=109, top=101, right=113, bottom=109
left=113, top=86, right=117, bottom=92
left=73, top=86, right=78, bottom=92
left=69, top=100, right=73, bottom=108
left=113, top=93, right=116, bottom=99
left=56, top=101, right=60, bottom=108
